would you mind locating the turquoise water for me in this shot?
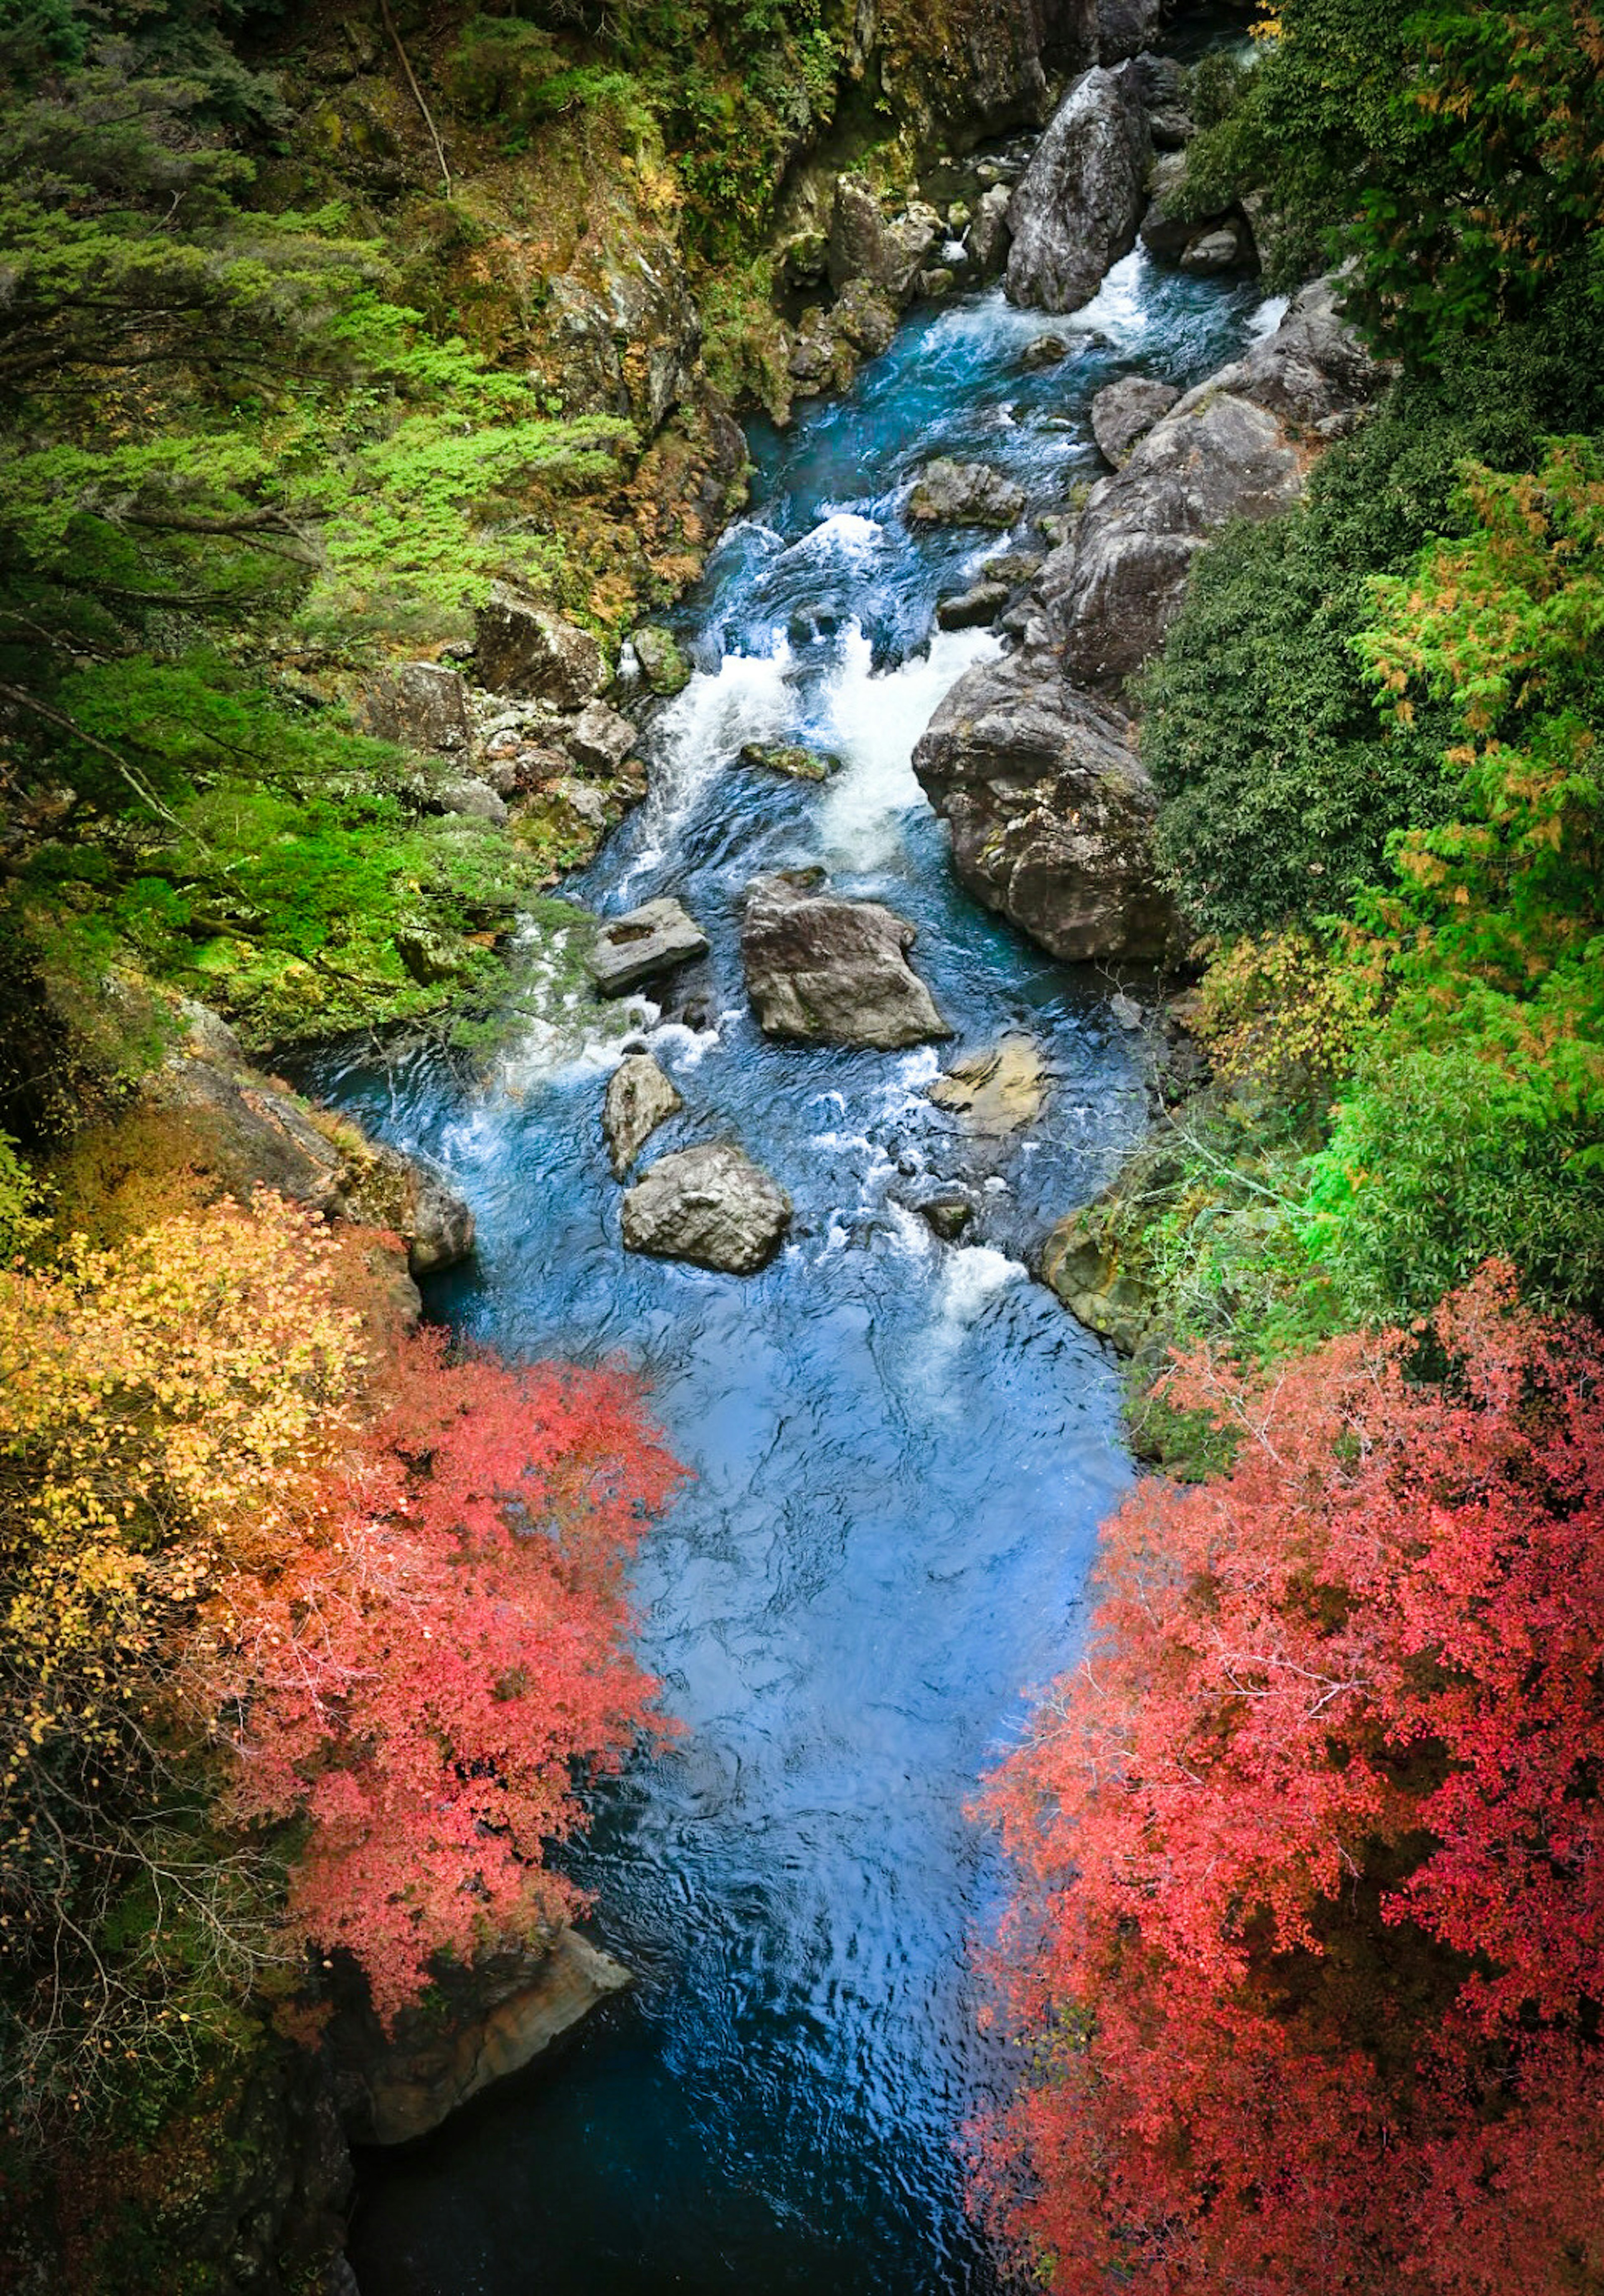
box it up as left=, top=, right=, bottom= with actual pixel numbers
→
left=314, top=251, right=1276, bottom=2295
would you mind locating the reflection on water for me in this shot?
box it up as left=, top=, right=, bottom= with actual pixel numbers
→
left=316, top=259, right=1278, bottom=2295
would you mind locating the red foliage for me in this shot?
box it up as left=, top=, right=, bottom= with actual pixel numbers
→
left=975, top=1264, right=1604, bottom=2294
left=196, top=1325, right=682, bottom=2025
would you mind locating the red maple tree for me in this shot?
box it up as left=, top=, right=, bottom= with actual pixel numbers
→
left=975, top=1264, right=1604, bottom=2293
left=195, top=1325, right=683, bottom=2023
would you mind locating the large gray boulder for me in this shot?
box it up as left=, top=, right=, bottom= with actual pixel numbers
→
left=361, top=661, right=471, bottom=755
left=740, top=870, right=952, bottom=1049
left=908, top=458, right=1027, bottom=528
left=1005, top=64, right=1151, bottom=313
left=965, top=182, right=1014, bottom=275
left=603, top=1052, right=683, bottom=1178
left=1051, top=278, right=1384, bottom=690
left=912, top=650, right=1172, bottom=962
left=587, top=897, right=710, bottom=997
left=475, top=587, right=607, bottom=709
left=622, top=1143, right=792, bottom=1274
left=1090, top=375, right=1180, bottom=465
left=828, top=176, right=944, bottom=302
left=1097, top=0, right=1162, bottom=61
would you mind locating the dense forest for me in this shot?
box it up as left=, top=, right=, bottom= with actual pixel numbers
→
left=0, top=0, right=1601, bottom=2288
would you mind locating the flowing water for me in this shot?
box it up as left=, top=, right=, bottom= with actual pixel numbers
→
left=310, top=248, right=1282, bottom=2296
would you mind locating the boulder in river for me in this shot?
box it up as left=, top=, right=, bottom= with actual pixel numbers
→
left=964, top=182, right=1014, bottom=275
left=1005, top=64, right=1151, bottom=313
left=475, top=586, right=608, bottom=709
left=1089, top=375, right=1180, bottom=465
left=621, top=1142, right=792, bottom=1274
left=603, top=1052, right=683, bottom=1178
left=632, top=623, right=692, bottom=695
left=740, top=870, right=952, bottom=1049
left=926, top=1036, right=1049, bottom=1133
left=936, top=580, right=1012, bottom=631
left=588, top=897, right=710, bottom=997
left=912, top=651, right=1173, bottom=963
left=1053, top=278, right=1385, bottom=689
left=738, top=741, right=842, bottom=781
left=908, top=458, right=1026, bottom=528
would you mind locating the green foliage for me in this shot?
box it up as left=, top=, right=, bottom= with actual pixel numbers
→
left=1145, top=299, right=1604, bottom=939
left=1301, top=1046, right=1604, bottom=1321
left=1182, top=0, right=1604, bottom=357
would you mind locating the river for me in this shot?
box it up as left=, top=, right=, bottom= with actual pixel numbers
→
left=306, top=241, right=1280, bottom=2296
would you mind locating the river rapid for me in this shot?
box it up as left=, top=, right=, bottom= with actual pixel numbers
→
left=309, top=247, right=1282, bottom=2296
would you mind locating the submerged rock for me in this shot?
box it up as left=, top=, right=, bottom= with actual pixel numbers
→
left=475, top=587, right=608, bottom=709
left=926, top=1036, right=1050, bottom=1133
left=603, top=1053, right=683, bottom=1178
left=920, top=1193, right=976, bottom=1240
left=587, top=897, right=710, bottom=997
left=1039, top=1204, right=1154, bottom=1354
left=908, top=457, right=1026, bottom=528
left=1005, top=64, right=1151, bottom=313
left=913, top=652, right=1172, bottom=963
left=622, top=1142, right=792, bottom=1274
left=1089, top=374, right=1180, bottom=466
left=738, top=741, right=842, bottom=781
left=740, top=870, right=952, bottom=1049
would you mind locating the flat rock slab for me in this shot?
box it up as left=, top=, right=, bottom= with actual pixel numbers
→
left=622, top=1143, right=792, bottom=1274
left=604, top=1052, right=683, bottom=1178
left=588, top=897, right=710, bottom=997
left=741, top=870, right=952, bottom=1049
left=926, top=1036, right=1049, bottom=1133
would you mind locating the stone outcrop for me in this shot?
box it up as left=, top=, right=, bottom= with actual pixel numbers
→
left=965, top=182, right=1014, bottom=274
left=1137, top=148, right=1195, bottom=259
left=603, top=1052, right=683, bottom=1178
left=587, top=897, right=710, bottom=996
left=146, top=1004, right=473, bottom=1282
left=621, top=1142, right=792, bottom=1273
left=1005, top=63, right=1151, bottom=313
left=926, top=1036, right=1050, bottom=1133
left=1040, top=1198, right=1155, bottom=1353
left=740, top=870, right=952, bottom=1049
left=568, top=700, right=637, bottom=778
left=330, top=1929, right=632, bottom=2147
left=1090, top=375, right=1180, bottom=465
left=908, top=458, right=1027, bottom=527
left=912, top=652, right=1172, bottom=962
left=828, top=177, right=943, bottom=299
left=360, top=661, right=471, bottom=755
left=539, top=233, right=700, bottom=435
left=1052, top=279, right=1385, bottom=689
left=475, top=587, right=608, bottom=708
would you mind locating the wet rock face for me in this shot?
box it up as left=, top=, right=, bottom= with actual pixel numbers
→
left=360, top=661, right=471, bottom=755
left=1096, top=0, right=1163, bottom=61
left=621, top=1143, right=793, bottom=1274
left=540, top=235, right=700, bottom=435
left=603, top=1053, right=683, bottom=1178
left=331, top=1930, right=632, bottom=2148
left=1089, top=374, right=1181, bottom=465
left=912, top=652, right=1173, bottom=963
left=1053, top=279, right=1385, bottom=689
left=740, top=870, right=952, bottom=1050
left=587, top=897, right=710, bottom=997
left=475, top=587, right=608, bottom=709
left=908, top=457, right=1027, bottom=528
left=1005, top=63, right=1152, bottom=313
